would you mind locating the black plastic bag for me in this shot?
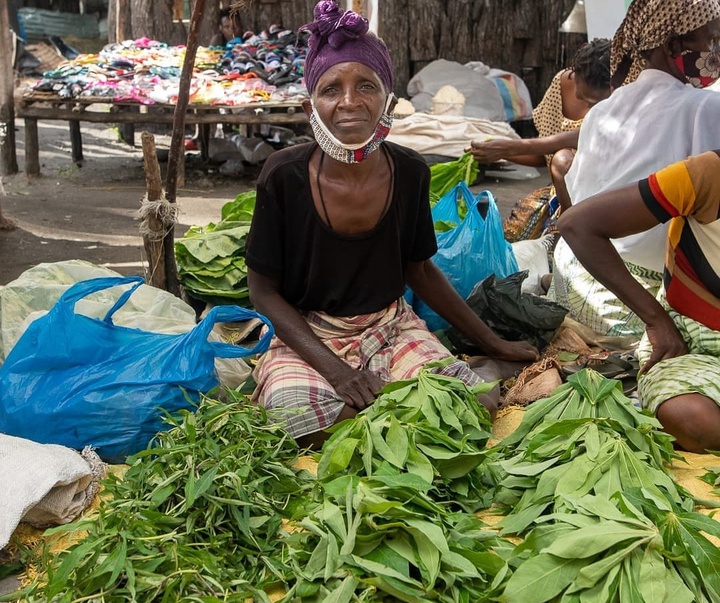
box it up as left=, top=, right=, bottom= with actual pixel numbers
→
left=444, top=271, right=568, bottom=353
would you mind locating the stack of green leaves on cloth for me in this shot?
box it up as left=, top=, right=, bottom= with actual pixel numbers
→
left=174, top=190, right=256, bottom=305
left=9, top=393, right=316, bottom=603
left=429, top=152, right=479, bottom=206
left=282, top=364, right=515, bottom=602
left=317, top=364, right=498, bottom=512
left=488, top=369, right=720, bottom=603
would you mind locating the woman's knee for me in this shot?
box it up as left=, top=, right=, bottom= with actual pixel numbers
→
left=550, top=149, right=575, bottom=178
left=656, top=393, right=720, bottom=453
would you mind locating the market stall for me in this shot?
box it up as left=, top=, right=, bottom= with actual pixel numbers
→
left=18, top=33, right=311, bottom=175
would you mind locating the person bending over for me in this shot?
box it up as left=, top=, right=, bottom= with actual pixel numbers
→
left=245, top=1, right=538, bottom=449
left=559, top=150, right=720, bottom=453
left=468, top=39, right=611, bottom=212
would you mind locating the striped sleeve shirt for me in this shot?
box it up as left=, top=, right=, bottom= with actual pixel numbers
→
left=638, top=150, right=720, bottom=330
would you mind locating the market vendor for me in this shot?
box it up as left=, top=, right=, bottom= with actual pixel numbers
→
left=468, top=38, right=612, bottom=213
left=209, top=8, right=243, bottom=47
left=549, top=0, right=720, bottom=339
left=245, top=0, right=539, bottom=448
left=558, top=150, right=720, bottom=453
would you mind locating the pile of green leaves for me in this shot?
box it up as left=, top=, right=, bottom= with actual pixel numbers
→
left=281, top=367, right=512, bottom=602
left=283, top=470, right=511, bottom=603
left=175, top=190, right=256, bottom=305
left=317, top=367, right=497, bottom=511
left=488, top=369, right=720, bottom=603
left=502, top=491, right=720, bottom=603
left=429, top=153, right=479, bottom=206
left=12, top=392, right=314, bottom=603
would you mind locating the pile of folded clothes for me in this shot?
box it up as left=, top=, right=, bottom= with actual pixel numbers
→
left=27, top=28, right=309, bottom=106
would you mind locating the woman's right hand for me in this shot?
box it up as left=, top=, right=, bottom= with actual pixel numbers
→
left=330, top=368, right=386, bottom=410
left=640, top=314, right=688, bottom=374
left=466, top=138, right=518, bottom=164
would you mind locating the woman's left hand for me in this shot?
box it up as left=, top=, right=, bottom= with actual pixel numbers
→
left=486, top=339, right=540, bottom=362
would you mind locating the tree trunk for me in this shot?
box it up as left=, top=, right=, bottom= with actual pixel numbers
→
left=0, top=0, right=18, bottom=178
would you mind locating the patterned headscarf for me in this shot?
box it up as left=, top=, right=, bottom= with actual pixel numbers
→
left=302, top=1, right=393, bottom=95
left=611, top=0, right=720, bottom=87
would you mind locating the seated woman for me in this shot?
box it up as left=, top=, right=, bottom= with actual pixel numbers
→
left=559, top=150, right=720, bottom=453
left=245, top=1, right=538, bottom=448
left=468, top=39, right=611, bottom=213
left=550, top=0, right=720, bottom=338
left=209, top=8, right=243, bottom=47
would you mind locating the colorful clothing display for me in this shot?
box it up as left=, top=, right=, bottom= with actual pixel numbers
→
left=252, top=298, right=481, bottom=438
left=28, top=30, right=309, bottom=106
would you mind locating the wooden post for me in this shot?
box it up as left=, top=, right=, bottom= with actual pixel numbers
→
left=116, top=0, right=128, bottom=42
left=163, top=0, right=207, bottom=297
left=140, top=131, right=168, bottom=290
left=0, top=0, right=18, bottom=177
left=24, top=118, right=40, bottom=176
left=69, top=120, right=84, bottom=165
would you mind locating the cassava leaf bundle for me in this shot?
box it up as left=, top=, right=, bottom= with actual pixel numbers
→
left=282, top=470, right=511, bottom=603
left=175, top=190, right=256, bottom=304
left=491, top=369, right=720, bottom=603
left=317, top=367, right=497, bottom=511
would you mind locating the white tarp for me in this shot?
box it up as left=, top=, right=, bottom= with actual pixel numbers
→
left=387, top=113, right=519, bottom=158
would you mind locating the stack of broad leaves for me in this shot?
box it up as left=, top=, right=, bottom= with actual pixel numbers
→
left=488, top=369, right=720, bottom=603
left=175, top=190, right=256, bottom=305
left=282, top=470, right=512, bottom=603
left=429, top=153, right=479, bottom=206
left=280, top=367, right=513, bottom=602
left=11, top=392, right=314, bottom=603
left=501, top=490, right=720, bottom=603
left=317, top=367, right=497, bottom=512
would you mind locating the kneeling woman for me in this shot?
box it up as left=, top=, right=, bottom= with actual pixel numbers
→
left=246, top=1, right=538, bottom=448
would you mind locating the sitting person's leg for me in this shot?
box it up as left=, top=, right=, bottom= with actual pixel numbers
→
left=549, top=148, right=575, bottom=213
left=638, top=312, right=720, bottom=452
left=385, top=299, right=501, bottom=418
left=656, top=394, right=720, bottom=453
left=253, top=342, right=353, bottom=449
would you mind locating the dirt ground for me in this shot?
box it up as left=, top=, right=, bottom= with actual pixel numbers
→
left=0, top=119, right=548, bottom=287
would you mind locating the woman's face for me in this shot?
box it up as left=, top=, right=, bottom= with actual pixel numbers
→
left=220, top=17, right=234, bottom=42
left=310, top=62, right=387, bottom=145
left=669, top=17, right=720, bottom=86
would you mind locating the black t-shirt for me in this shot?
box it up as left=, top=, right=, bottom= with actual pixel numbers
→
left=245, top=141, right=438, bottom=316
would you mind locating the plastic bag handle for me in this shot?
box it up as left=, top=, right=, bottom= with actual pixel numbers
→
left=54, top=276, right=146, bottom=319
left=194, top=305, right=275, bottom=358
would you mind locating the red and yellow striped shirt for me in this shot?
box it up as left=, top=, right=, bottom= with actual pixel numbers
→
left=639, top=150, right=720, bottom=330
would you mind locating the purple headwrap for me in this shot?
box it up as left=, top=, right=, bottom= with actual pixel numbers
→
left=303, top=1, right=394, bottom=95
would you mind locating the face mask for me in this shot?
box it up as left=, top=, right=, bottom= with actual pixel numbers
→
left=309, top=94, right=395, bottom=164
left=674, top=47, right=720, bottom=88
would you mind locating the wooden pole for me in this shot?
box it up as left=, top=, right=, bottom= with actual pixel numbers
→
left=0, top=0, right=18, bottom=177
left=116, top=0, right=128, bottom=42
left=140, top=131, right=168, bottom=290
left=163, top=0, right=207, bottom=297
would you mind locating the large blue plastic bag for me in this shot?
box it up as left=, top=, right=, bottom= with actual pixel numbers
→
left=412, top=182, right=518, bottom=332
left=0, top=276, right=274, bottom=463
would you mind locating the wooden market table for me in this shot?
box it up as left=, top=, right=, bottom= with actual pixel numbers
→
left=17, top=94, right=309, bottom=175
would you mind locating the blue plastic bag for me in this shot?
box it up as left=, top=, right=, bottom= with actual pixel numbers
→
left=412, top=182, right=518, bottom=332
left=0, top=276, right=274, bottom=463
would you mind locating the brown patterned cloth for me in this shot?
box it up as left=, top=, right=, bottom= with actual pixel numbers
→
left=611, top=0, right=720, bottom=87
